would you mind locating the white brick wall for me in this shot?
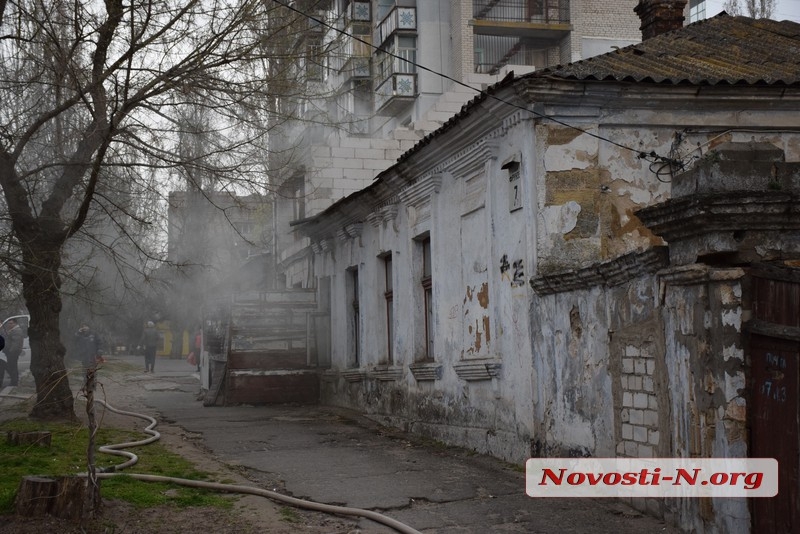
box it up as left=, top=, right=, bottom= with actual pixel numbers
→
left=580, top=0, right=641, bottom=40
left=617, top=342, right=660, bottom=459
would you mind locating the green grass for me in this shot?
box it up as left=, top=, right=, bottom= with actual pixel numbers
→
left=278, top=506, right=301, bottom=523
left=0, top=418, right=234, bottom=513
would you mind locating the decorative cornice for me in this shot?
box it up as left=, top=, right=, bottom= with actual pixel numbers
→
left=495, top=110, right=529, bottom=138
left=636, top=192, right=800, bottom=242
left=453, top=360, right=501, bottom=381
left=443, top=140, right=496, bottom=177
left=336, top=228, right=350, bottom=242
left=397, top=174, right=440, bottom=208
left=345, top=223, right=363, bottom=239
left=366, top=211, right=383, bottom=228
left=430, top=174, right=443, bottom=193
left=657, top=264, right=745, bottom=286
left=319, top=239, right=331, bottom=252
left=531, top=247, right=670, bottom=295
left=381, top=203, right=399, bottom=222
left=310, top=241, right=322, bottom=254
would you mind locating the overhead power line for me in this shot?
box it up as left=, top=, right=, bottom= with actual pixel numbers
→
left=270, top=0, right=685, bottom=177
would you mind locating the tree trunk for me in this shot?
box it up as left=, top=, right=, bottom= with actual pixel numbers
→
left=22, top=242, right=75, bottom=421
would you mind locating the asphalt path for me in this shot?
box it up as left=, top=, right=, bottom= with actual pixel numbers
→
left=131, top=355, right=678, bottom=534
left=2, top=354, right=680, bottom=533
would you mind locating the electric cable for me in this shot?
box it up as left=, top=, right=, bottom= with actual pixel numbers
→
left=82, top=398, right=423, bottom=534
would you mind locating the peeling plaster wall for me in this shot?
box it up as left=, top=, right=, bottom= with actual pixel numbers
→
left=530, top=265, right=750, bottom=534
left=314, top=122, right=537, bottom=463
left=530, top=286, right=615, bottom=457
left=534, top=116, right=800, bottom=275
left=659, top=267, right=749, bottom=534
left=305, top=78, right=800, bottom=530
left=536, top=121, right=671, bottom=273
left=530, top=275, right=662, bottom=459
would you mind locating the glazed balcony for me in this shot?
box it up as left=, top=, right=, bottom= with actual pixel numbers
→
left=346, top=0, right=371, bottom=22
left=340, top=33, right=372, bottom=80
left=375, top=72, right=417, bottom=115
left=376, top=5, right=417, bottom=47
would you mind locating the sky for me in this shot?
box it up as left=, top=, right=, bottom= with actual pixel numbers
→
left=704, top=0, right=800, bottom=22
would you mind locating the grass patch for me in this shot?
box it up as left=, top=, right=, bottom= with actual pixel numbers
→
left=278, top=506, right=301, bottom=523
left=0, top=418, right=233, bottom=513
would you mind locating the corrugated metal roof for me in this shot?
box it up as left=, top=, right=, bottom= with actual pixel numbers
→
left=533, top=13, right=800, bottom=85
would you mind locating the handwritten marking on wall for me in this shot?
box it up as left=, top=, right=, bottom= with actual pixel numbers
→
left=512, top=260, right=525, bottom=287
left=760, top=352, right=788, bottom=404
left=500, top=254, right=525, bottom=287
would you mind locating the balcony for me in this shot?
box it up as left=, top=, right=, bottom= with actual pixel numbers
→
left=472, top=0, right=570, bottom=41
left=375, top=72, right=417, bottom=115
left=475, top=34, right=542, bottom=74
left=340, top=33, right=372, bottom=80
left=347, top=0, right=371, bottom=22
left=308, top=10, right=326, bottom=33
left=376, top=6, right=416, bottom=47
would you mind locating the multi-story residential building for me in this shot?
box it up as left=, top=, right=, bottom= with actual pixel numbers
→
left=271, top=0, right=644, bottom=288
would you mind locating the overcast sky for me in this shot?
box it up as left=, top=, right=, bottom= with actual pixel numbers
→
left=704, top=0, right=800, bottom=22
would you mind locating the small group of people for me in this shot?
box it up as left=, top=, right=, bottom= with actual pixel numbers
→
left=0, top=317, right=173, bottom=381
left=72, top=320, right=160, bottom=373
left=0, top=318, right=24, bottom=388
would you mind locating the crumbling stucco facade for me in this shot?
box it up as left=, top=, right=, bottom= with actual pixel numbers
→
left=296, top=15, right=800, bottom=534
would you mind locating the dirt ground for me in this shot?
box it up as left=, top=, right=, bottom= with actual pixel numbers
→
left=0, top=369, right=362, bottom=534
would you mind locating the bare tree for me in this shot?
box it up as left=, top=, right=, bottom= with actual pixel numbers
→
left=723, top=0, right=777, bottom=18
left=0, top=0, right=337, bottom=420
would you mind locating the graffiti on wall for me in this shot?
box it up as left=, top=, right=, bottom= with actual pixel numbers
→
left=500, top=254, right=525, bottom=287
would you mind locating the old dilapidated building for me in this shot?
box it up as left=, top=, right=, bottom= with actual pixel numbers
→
left=296, top=8, right=800, bottom=534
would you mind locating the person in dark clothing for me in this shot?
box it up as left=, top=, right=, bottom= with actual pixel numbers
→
left=74, top=323, right=104, bottom=370
left=139, top=321, right=160, bottom=373
left=0, top=334, right=6, bottom=388
left=3, top=319, right=24, bottom=386
left=193, top=327, right=202, bottom=372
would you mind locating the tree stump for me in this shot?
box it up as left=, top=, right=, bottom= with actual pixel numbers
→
left=52, top=476, right=93, bottom=520
left=15, top=475, right=97, bottom=520
left=14, top=476, right=57, bottom=517
left=6, top=431, right=52, bottom=447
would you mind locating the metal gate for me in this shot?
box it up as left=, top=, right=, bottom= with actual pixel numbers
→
left=748, top=265, right=800, bottom=533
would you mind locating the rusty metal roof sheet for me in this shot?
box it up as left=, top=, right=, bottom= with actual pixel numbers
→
left=532, top=13, right=800, bottom=85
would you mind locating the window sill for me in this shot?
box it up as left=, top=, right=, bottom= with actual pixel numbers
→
left=342, top=369, right=367, bottom=382
left=409, top=361, right=442, bottom=381
left=368, top=366, right=403, bottom=382
left=453, top=359, right=501, bottom=381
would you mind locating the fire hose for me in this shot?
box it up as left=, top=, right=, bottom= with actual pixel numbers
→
left=89, top=398, right=423, bottom=534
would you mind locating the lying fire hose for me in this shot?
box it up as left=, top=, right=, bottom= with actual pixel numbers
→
left=90, top=399, right=423, bottom=534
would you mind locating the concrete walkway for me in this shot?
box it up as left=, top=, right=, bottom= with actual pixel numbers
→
left=2, top=354, right=680, bottom=533
left=132, top=355, right=678, bottom=533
